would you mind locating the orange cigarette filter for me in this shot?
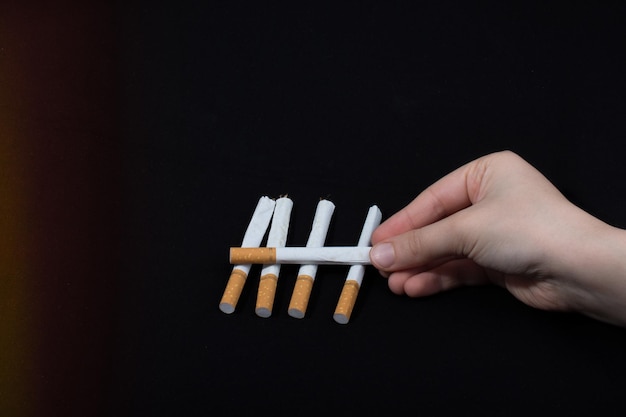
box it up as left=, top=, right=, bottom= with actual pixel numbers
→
left=288, top=275, right=315, bottom=319
left=230, top=247, right=277, bottom=264
left=333, top=280, right=360, bottom=324
left=219, top=269, right=248, bottom=314
left=255, top=273, right=278, bottom=318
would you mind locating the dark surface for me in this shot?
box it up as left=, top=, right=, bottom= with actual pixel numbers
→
left=3, top=2, right=626, bottom=416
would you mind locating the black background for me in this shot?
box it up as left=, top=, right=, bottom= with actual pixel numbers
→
left=3, top=1, right=626, bottom=416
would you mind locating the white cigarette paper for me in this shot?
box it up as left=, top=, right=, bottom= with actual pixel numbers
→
left=334, top=205, right=382, bottom=324
left=219, top=196, right=276, bottom=314
left=256, top=196, right=293, bottom=318
left=297, top=199, right=335, bottom=277
left=288, top=199, right=335, bottom=319
left=345, top=205, right=382, bottom=286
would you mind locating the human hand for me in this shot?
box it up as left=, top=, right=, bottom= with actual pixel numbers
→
left=370, top=150, right=626, bottom=326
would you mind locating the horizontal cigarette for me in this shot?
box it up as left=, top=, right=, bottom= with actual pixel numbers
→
left=229, top=246, right=373, bottom=265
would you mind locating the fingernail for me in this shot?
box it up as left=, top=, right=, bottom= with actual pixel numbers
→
left=370, top=243, right=395, bottom=268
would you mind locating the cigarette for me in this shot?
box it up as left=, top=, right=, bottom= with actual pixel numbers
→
left=230, top=246, right=373, bottom=265
left=255, top=196, right=293, bottom=318
left=288, top=199, right=335, bottom=319
left=219, top=196, right=276, bottom=314
left=333, top=205, right=382, bottom=324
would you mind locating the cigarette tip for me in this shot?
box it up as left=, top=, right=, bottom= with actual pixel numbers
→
left=333, top=312, right=350, bottom=325
left=256, top=307, right=272, bottom=318
left=288, top=308, right=305, bottom=319
left=219, top=302, right=235, bottom=314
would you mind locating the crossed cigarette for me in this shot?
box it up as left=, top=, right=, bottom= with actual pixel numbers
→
left=229, top=246, right=373, bottom=265
left=219, top=196, right=381, bottom=324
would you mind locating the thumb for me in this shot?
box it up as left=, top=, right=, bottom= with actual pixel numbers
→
left=369, top=217, right=467, bottom=272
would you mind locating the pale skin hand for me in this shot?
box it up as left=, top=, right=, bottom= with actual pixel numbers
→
left=370, top=150, right=626, bottom=327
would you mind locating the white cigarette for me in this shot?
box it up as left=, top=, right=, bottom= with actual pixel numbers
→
left=288, top=199, right=335, bottom=319
left=345, top=205, right=382, bottom=286
left=256, top=196, right=293, bottom=318
left=230, top=246, right=373, bottom=265
left=219, top=196, right=276, bottom=314
left=297, top=199, right=335, bottom=277
left=333, top=205, right=382, bottom=324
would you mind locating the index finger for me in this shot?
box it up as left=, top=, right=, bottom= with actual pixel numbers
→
left=372, top=156, right=486, bottom=244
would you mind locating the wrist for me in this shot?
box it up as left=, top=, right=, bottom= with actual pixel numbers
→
left=564, top=223, right=626, bottom=326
